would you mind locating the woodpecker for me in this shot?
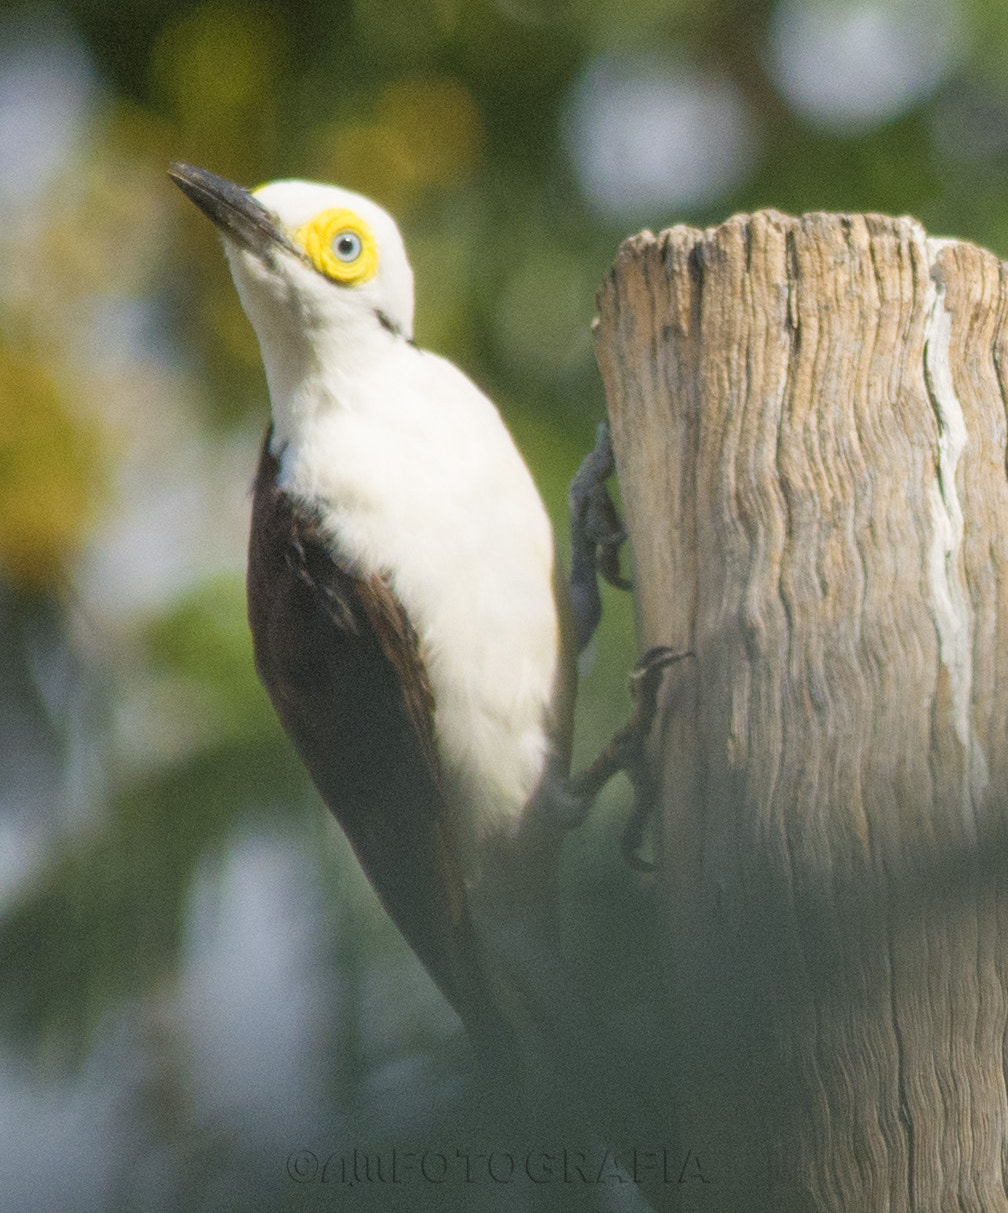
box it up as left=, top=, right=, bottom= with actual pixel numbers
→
left=169, top=163, right=626, bottom=1060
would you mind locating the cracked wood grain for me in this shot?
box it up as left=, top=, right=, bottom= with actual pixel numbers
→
left=593, top=211, right=1008, bottom=1212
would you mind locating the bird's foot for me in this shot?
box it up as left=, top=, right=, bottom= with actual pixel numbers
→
left=568, top=422, right=632, bottom=653
left=549, top=646, right=689, bottom=867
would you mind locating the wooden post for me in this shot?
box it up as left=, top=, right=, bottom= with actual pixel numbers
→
left=593, top=211, right=1008, bottom=1211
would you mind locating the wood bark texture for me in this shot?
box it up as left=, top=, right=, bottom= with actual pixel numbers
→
left=593, top=210, right=1008, bottom=1212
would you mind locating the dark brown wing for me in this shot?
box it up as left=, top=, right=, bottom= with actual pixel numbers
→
left=246, top=431, right=500, bottom=1045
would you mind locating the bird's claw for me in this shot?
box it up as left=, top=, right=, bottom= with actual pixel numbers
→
left=568, top=422, right=631, bottom=653
left=618, top=646, right=685, bottom=870
left=558, top=645, right=690, bottom=867
left=570, top=421, right=631, bottom=588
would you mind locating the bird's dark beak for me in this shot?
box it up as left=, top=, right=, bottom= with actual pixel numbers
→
left=169, top=162, right=299, bottom=261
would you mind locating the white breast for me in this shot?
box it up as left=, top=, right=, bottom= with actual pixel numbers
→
left=275, top=340, right=561, bottom=866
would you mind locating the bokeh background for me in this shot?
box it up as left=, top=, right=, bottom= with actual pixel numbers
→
left=3, top=0, right=1008, bottom=1208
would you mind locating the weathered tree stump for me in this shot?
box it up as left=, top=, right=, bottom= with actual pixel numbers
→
left=594, top=211, right=1008, bottom=1211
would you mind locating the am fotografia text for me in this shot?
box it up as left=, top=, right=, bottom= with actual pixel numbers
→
left=286, top=1145, right=710, bottom=1189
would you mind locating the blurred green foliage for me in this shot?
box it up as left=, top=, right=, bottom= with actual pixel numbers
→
left=5, top=0, right=1008, bottom=1206
left=0, top=340, right=105, bottom=588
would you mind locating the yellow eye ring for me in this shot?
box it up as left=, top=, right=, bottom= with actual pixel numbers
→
left=294, top=208, right=378, bottom=285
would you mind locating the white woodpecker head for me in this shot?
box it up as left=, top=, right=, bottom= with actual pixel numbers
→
left=169, top=164, right=415, bottom=398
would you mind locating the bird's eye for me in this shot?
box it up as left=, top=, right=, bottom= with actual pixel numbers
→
left=332, top=231, right=362, bottom=262
left=294, top=208, right=378, bottom=285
